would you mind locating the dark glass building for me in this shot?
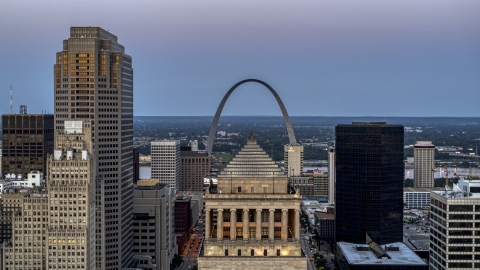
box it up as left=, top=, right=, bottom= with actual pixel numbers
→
left=1, top=114, right=54, bottom=176
left=335, top=122, right=404, bottom=245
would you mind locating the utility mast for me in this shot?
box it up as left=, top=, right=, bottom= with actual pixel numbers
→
left=10, top=85, right=13, bottom=114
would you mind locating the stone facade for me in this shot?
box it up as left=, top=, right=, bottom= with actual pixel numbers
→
left=198, top=132, right=306, bottom=269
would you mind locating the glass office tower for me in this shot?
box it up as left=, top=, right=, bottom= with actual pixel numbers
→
left=335, top=122, right=404, bottom=245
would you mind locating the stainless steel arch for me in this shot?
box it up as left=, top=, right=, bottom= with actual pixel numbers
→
left=206, top=79, right=297, bottom=154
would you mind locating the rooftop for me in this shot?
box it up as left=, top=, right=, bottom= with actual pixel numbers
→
left=217, top=131, right=286, bottom=178
left=337, top=242, right=427, bottom=266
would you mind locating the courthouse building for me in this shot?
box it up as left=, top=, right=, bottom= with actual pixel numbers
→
left=198, top=132, right=306, bottom=270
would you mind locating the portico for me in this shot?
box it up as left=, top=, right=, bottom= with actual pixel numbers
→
left=199, top=132, right=306, bottom=269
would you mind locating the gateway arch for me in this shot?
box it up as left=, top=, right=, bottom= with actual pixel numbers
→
left=206, top=79, right=297, bottom=155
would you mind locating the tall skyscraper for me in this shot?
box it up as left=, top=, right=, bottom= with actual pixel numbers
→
left=199, top=132, right=306, bottom=269
left=46, top=120, right=96, bottom=269
left=54, top=27, right=134, bottom=269
left=151, top=140, right=181, bottom=191
left=335, top=122, right=404, bottom=245
left=414, top=141, right=435, bottom=187
left=1, top=114, right=54, bottom=176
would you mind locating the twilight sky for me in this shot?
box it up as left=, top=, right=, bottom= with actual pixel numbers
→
left=0, top=0, right=479, bottom=116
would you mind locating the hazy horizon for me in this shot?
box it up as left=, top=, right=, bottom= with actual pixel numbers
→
left=1, top=1, right=479, bottom=117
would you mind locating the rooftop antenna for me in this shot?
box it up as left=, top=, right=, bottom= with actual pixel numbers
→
left=10, top=85, right=13, bottom=114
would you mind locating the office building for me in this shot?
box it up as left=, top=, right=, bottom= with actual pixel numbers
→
left=151, top=140, right=181, bottom=191
left=1, top=114, right=54, bottom=176
left=180, top=150, right=211, bottom=192
left=133, top=147, right=140, bottom=184
left=429, top=178, right=480, bottom=270
left=327, top=142, right=335, bottom=204
left=403, top=187, right=444, bottom=209
left=335, top=122, right=404, bottom=245
left=45, top=120, right=96, bottom=269
left=175, top=194, right=192, bottom=254
left=133, top=179, right=177, bottom=270
left=2, top=188, right=49, bottom=269
left=198, top=132, right=306, bottom=270
left=54, top=27, right=134, bottom=269
left=284, top=145, right=303, bottom=177
left=414, top=141, right=435, bottom=187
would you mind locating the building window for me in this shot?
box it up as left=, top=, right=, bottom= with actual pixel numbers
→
left=237, top=187, right=241, bottom=193
left=236, top=228, right=243, bottom=239
left=225, top=249, right=228, bottom=256
left=261, top=228, right=269, bottom=239
left=277, top=249, right=280, bottom=256
left=264, top=249, right=267, bottom=256
left=251, top=249, right=254, bottom=256
left=238, top=249, right=241, bottom=256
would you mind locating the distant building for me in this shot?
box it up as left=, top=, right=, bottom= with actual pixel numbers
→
left=133, top=147, right=140, bottom=184
left=133, top=179, right=177, bottom=270
left=403, top=187, right=444, bottom=208
left=414, top=141, right=435, bottom=187
left=327, top=142, right=335, bottom=204
left=429, top=178, right=480, bottom=270
left=1, top=114, right=54, bottom=177
left=300, top=170, right=329, bottom=197
left=314, top=210, right=335, bottom=245
left=151, top=140, right=181, bottom=190
left=175, top=194, right=192, bottom=255
left=284, top=144, right=303, bottom=177
left=335, top=122, right=404, bottom=245
left=189, top=140, right=199, bottom=151
left=180, top=150, right=211, bottom=192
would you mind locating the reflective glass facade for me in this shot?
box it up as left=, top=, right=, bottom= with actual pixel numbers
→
left=335, top=122, right=404, bottom=245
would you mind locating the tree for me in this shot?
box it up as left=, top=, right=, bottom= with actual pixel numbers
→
left=170, top=254, right=184, bottom=269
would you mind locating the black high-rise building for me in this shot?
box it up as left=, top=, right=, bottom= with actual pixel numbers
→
left=335, top=122, right=404, bottom=245
left=1, top=114, right=54, bottom=176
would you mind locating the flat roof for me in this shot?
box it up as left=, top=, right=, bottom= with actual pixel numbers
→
left=337, top=242, right=427, bottom=266
left=403, top=187, right=444, bottom=193
left=314, top=212, right=334, bottom=220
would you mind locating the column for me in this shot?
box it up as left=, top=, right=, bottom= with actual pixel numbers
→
left=256, top=209, right=262, bottom=240
left=243, top=209, right=249, bottom=239
left=230, top=209, right=236, bottom=239
left=205, top=209, right=211, bottom=239
left=294, top=209, right=300, bottom=239
left=269, top=209, right=275, bottom=240
left=217, top=209, right=223, bottom=239
left=281, top=209, right=288, bottom=240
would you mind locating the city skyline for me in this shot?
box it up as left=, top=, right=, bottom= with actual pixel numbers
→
left=1, top=1, right=479, bottom=117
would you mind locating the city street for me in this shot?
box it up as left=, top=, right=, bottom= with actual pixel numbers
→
left=300, top=231, right=316, bottom=270
left=179, top=214, right=205, bottom=270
